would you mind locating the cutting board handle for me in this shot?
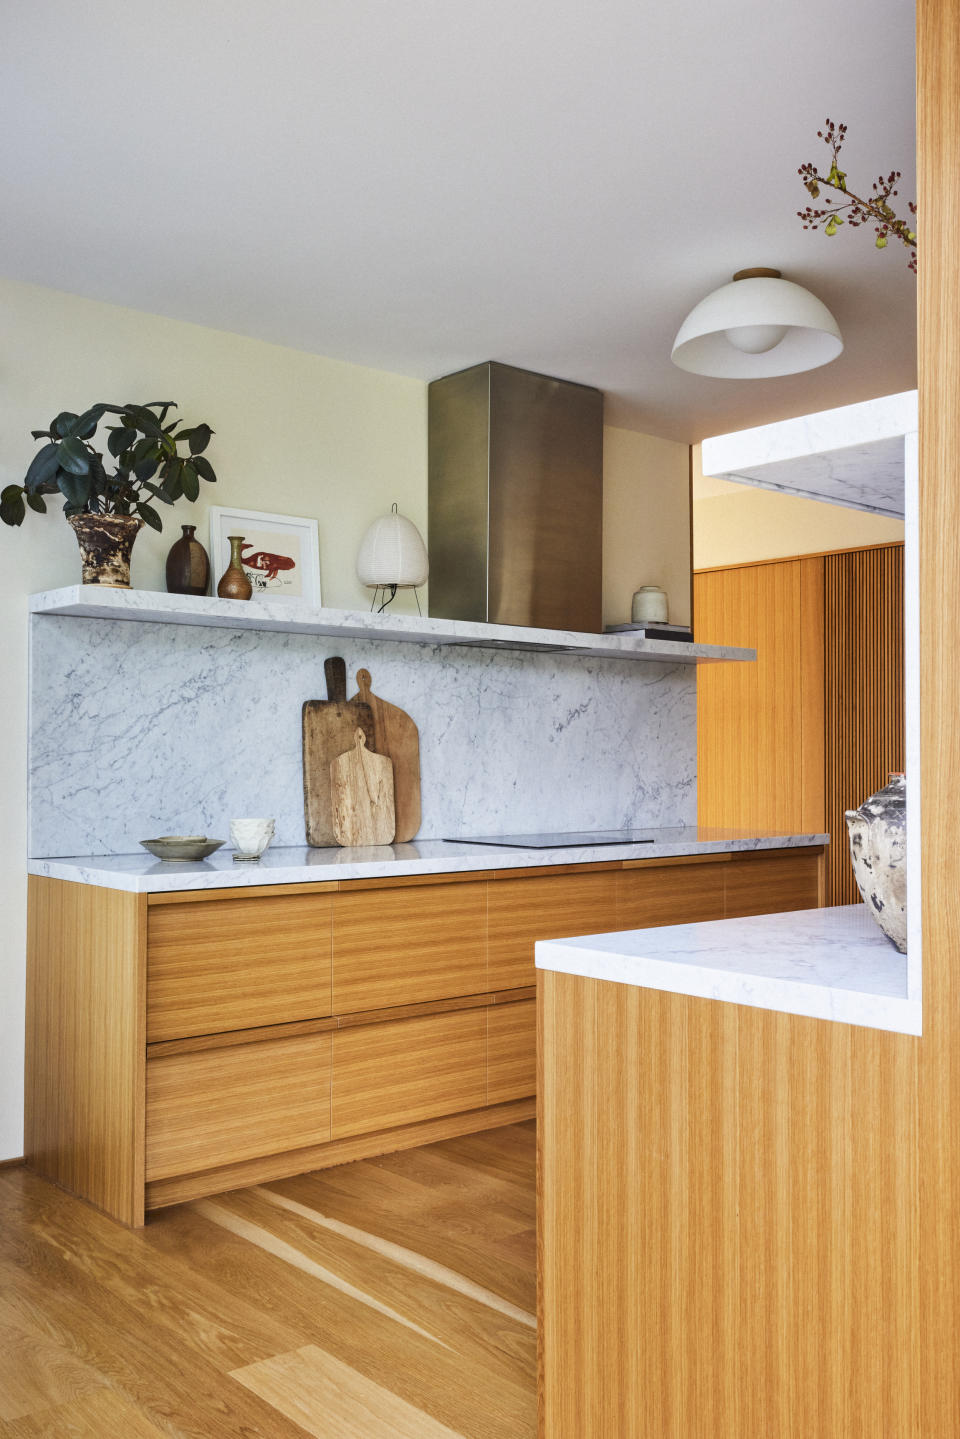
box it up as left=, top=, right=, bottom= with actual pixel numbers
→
left=325, top=656, right=347, bottom=703
left=356, top=668, right=372, bottom=702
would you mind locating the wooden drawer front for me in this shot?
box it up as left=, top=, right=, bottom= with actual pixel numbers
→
left=487, top=1001, right=536, bottom=1105
left=146, top=1032, right=332, bottom=1180
left=487, top=872, right=618, bottom=990
left=332, top=1009, right=486, bottom=1139
left=145, top=1036, right=333, bottom=1179
left=616, top=862, right=726, bottom=931
left=332, top=882, right=486, bottom=1013
left=147, top=894, right=332, bottom=1041
left=724, top=851, right=821, bottom=918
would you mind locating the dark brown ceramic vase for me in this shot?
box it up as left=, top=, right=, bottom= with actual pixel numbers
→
left=165, top=524, right=210, bottom=596
left=67, top=513, right=143, bottom=587
left=217, top=534, right=252, bottom=600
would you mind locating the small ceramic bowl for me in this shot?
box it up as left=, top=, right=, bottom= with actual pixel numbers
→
left=230, top=817, right=276, bottom=861
left=139, top=836, right=225, bottom=862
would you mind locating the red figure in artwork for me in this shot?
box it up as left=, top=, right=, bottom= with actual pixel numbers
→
left=240, top=544, right=296, bottom=581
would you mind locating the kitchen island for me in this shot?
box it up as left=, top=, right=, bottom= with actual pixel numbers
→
left=26, top=829, right=823, bottom=1226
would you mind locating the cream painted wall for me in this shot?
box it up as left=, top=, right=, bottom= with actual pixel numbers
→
left=603, top=426, right=690, bottom=628
left=0, top=277, right=692, bottom=1159
left=692, top=442, right=904, bottom=570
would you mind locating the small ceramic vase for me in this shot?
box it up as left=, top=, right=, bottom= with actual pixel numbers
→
left=166, top=524, right=210, bottom=596
left=230, top=817, right=276, bottom=861
left=845, top=773, right=907, bottom=952
left=68, top=513, right=143, bottom=587
left=217, top=535, right=252, bottom=600
left=631, top=585, right=669, bottom=624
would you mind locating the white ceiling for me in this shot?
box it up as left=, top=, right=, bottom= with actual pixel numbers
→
left=0, top=0, right=916, bottom=443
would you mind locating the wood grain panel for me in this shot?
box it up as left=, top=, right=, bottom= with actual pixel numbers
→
left=146, top=1033, right=332, bottom=1180
left=722, top=849, right=822, bottom=919
left=616, top=859, right=726, bottom=930
left=487, top=871, right=618, bottom=989
left=696, top=557, right=824, bottom=833
left=332, top=1010, right=486, bottom=1139
left=148, top=893, right=333, bottom=1041
left=538, top=970, right=920, bottom=1437
left=146, top=1098, right=536, bottom=1209
left=333, top=880, right=486, bottom=1012
left=487, top=1001, right=537, bottom=1105
left=25, top=876, right=146, bottom=1226
left=918, top=2, right=960, bottom=1431
left=823, top=545, right=904, bottom=905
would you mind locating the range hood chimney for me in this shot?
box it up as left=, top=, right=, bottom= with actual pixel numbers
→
left=427, top=361, right=603, bottom=633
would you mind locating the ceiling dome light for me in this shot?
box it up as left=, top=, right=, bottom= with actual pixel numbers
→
left=671, top=267, right=843, bottom=377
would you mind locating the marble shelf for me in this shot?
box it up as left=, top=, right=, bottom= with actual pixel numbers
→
left=28, top=586, right=755, bottom=665
left=536, top=903, right=920, bottom=1035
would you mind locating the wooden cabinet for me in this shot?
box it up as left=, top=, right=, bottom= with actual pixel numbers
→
left=148, top=892, right=333, bottom=1041
left=25, top=844, right=823, bottom=1225
left=146, top=1032, right=332, bottom=1180
left=487, top=1000, right=536, bottom=1105
left=333, top=878, right=487, bottom=1011
left=332, top=1009, right=486, bottom=1139
left=487, top=869, right=618, bottom=989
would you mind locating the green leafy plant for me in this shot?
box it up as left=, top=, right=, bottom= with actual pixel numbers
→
left=797, top=119, right=917, bottom=273
left=1, top=401, right=217, bottom=529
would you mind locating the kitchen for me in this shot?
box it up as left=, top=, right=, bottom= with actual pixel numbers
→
left=2, top=0, right=956, bottom=1436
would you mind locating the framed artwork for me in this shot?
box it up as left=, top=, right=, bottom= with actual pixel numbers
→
left=208, top=507, right=321, bottom=605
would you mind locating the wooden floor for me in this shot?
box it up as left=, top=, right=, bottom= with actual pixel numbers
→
left=0, top=1121, right=536, bottom=1438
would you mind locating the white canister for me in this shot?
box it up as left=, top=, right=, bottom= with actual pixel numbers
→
left=631, top=585, right=669, bottom=624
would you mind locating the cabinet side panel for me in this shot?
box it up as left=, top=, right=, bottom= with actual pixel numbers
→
left=538, top=970, right=919, bottom=1437
left=25, top=876, right=146, bottom=1226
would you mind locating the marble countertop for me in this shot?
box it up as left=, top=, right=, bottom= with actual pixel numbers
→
left=27, top=826, right=827, bottom=894
left=536, top=903, right=920, bottom=1035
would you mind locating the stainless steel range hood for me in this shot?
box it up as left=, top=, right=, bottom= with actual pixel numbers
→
left=427, top=361, right=603, bottom=633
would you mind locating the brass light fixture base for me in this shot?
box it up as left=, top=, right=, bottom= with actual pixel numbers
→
left=732, top=267, right=783, bottom=281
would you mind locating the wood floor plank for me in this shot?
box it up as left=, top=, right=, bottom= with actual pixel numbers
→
left=1, top=1122, right=536, bottom=1439
left=233, top=1343, right=467, bottom=1439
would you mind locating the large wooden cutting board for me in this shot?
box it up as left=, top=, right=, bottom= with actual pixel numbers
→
left=303, top=657, right=374, bottom=846
left=349, top=668, right=422, bottom=842
left=330, top=730, right=396, bottom=846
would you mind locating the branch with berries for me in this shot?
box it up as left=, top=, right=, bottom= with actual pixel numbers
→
left=797, top=119, right=917, bottom=274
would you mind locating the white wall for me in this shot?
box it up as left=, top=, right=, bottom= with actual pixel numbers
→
left=0, top=277, right=691, bottom=1158
left=692, top=442, right=904, bottom=570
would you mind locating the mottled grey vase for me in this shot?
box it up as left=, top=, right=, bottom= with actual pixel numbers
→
left=844, top=773, right=907, bottom=953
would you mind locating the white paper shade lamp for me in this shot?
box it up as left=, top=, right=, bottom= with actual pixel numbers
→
left=356, top=503, right=429, bottom=611
left=671, top=268, right=843, bottom=378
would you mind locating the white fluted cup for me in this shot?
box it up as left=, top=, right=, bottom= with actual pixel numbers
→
left=230, top=817, right=276, bottom=861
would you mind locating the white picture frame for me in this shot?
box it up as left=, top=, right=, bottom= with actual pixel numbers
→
left=208, top=507, right=321, bottom=606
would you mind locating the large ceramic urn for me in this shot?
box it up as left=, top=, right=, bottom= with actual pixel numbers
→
left=844, top=773, right=907, bottom=953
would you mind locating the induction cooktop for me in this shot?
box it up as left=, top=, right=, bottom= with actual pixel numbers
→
left=447, top=830, right=657, bottom=849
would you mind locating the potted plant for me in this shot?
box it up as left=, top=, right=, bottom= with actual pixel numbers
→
left=1, top=401, right=218, bottom=586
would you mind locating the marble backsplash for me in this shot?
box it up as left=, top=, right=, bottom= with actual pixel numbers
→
left=28, top=614, right=696, bottom=857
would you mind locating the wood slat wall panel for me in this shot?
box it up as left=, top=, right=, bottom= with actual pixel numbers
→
left=695, top=558, right=825, bottom=835
left=823, top=546, right=904, bottom=906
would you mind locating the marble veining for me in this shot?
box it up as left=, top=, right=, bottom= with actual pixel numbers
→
left=536, top=904, right=920, bottom=1035
left=27, top=829, right=828, bottom=892
left=722, top=437, right=905, bottom=518
left=29, top=616, right=701, bottom=857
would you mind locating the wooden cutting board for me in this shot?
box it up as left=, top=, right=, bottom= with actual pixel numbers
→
left=302, top=657, right=375, bottom=846
left=349, top=667, right=422, bottom=842
left=331, top=730, right=396, bottom=846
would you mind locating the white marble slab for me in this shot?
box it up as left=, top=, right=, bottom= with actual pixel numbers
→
left=29, top=615, right=703, bottom=856
left=536, top=904, right=920, bottom=1035
left=27, top=828, right=828, bottom=893
left=701, top=390, right=917, bottom=518
left=28, top=587, right=755, bottom=665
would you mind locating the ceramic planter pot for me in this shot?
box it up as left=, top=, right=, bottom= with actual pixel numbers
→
left=68, top=513, right=143, bottom=587
left=844, top=773, right=907, bottom=952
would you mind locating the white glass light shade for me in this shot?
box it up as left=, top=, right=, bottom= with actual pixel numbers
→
left=356, top=506, right=429, bottom=588
left=671, top=275, right=843, bottom=378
